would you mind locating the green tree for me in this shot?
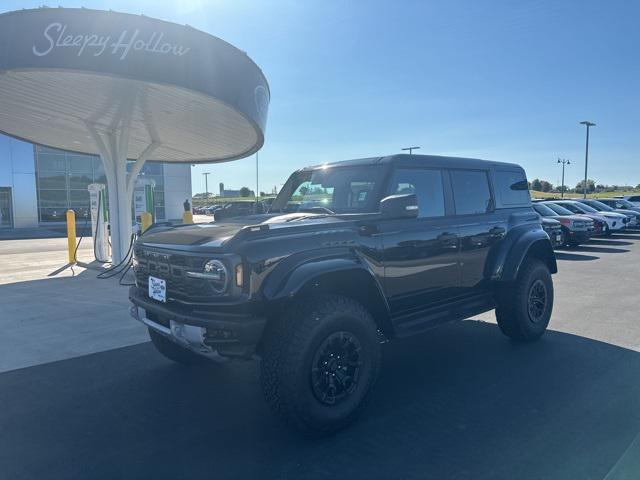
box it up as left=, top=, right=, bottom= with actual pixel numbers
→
left=530, top=178, right=542, bottom=191
left=575, top=179, right=596, bottom=194
left=539, top=180, right=553, bottom=192
left=239, top=186, right=251, bottom=197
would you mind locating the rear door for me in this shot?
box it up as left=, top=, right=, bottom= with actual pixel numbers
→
left=450, top=169, right=506, bottom=294
left=379, top=167, right=460, bottom=315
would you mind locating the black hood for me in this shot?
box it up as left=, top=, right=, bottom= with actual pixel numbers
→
left=138, top=212, right=350, bottom=250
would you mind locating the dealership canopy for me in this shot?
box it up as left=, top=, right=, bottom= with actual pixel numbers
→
left=0, top=7, right=270, bottom=262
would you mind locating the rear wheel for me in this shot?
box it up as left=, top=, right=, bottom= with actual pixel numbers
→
left=260, top=294, right=381, bottom=434
left=148, top=328, right=206, bottom=365
left=495, top=258, right=553, bottom=342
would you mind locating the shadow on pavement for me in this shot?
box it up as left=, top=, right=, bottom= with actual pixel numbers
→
left=610, top=233, right=640, bottom=240
left=1, top=321, right=639, bottom=480
left=555, top=251, right=599, bottom=261
left=587, top=239, right=634, bottom=246
left=572, top=245, right=630, bottom=254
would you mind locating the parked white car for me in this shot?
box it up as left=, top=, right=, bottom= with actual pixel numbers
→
left=552, top=200, right=628, bottom=233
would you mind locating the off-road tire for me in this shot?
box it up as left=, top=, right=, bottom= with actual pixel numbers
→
left=260, top=294, right=381, bottom=435
left=148, top=328, right=205, bottom=365
left=495, top=258, right=553, bottom=342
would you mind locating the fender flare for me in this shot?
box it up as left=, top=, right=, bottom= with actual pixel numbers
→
left=262, top=253, right=381, bottom=301
left=486, top=225, right=558, bottom=282
left=261, top=252, right=393, bottom=335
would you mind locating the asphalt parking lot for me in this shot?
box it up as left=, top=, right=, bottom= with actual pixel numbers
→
left=2, top=232, right=640, bottom=479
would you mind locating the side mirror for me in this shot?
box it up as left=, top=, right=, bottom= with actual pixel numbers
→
left=380, top=194, right=418, bottom=219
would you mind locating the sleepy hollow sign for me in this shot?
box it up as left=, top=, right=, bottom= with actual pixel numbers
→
left=0, top=7, right=270, bottom=161
left=32, top=22, right=192, bottom=60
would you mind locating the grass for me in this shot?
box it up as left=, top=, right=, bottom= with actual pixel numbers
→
left=530, top=190, right=639, bottom=200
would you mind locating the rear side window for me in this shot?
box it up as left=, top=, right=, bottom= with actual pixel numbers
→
left=494, top=170, right=530, bottom=206
left=450, top=170, right=492, bottom=215
left=389, top=168, right=445, bottom=218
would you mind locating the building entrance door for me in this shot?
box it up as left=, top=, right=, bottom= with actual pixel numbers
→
left=0, top=187, right=13, bottom=228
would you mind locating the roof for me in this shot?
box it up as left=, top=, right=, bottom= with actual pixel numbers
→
left=302, top=154, right=523, bottom=171
left=0, top=7, right=269, bottom=163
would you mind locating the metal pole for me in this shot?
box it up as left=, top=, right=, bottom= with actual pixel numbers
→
left=402, top=146, right=420, bottom=155
left=558, top=158, right=569, bottom=198
left=202, top=172, right=210, bottom=197
left=583, top=127, right=589, bottom=198
left=580, top=121, right=595, bottom=199
left=256, top=152, right=259, bottom=204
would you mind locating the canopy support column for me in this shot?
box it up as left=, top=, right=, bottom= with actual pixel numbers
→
left=84, top=120, right=160, bottom=263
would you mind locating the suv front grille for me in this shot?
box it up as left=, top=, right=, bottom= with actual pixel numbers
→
left=134, top=247, right=214, bottom=300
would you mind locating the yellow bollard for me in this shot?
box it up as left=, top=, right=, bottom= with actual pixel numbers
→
left=182, top=211, right=194, bottom=224
left=140, top=212, right=153, bottom=233
left=66, top=209, right=76, bottom=264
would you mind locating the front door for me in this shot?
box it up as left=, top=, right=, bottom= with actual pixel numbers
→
left=0, top=187, right=13, bottom=228
left=379, top=168, right=460, bottom=319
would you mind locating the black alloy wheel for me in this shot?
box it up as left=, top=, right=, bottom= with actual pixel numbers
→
left=311, top=331, right=362, bottom=405
left=527, top=279, right=548, bottom=323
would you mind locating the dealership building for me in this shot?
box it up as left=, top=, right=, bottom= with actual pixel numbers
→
left=0, top=133, right=192, bottom=229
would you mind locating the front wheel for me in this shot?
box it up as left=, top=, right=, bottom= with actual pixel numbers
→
left=260, top=294, right=381, bottom=434
left=495, top=259, right=554, bottom=342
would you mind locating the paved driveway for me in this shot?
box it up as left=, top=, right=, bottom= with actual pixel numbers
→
left=1, top=233, right=640, bottom=479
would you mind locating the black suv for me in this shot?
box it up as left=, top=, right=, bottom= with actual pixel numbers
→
left=130, top=154, right=557, bottom=433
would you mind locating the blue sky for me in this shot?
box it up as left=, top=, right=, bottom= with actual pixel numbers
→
left=5, top=0, right=639, bottom=194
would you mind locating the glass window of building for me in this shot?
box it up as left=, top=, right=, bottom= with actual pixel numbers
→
left=35, top=146, right=166, bottom=223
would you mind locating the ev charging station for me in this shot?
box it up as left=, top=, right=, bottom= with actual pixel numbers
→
left=133, top=178, right=156, bottom=224
left=88, top=183, right=110, bottom=262
left=0, top=7, right=270, bottom=263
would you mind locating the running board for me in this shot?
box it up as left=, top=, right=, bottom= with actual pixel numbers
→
left=392, top=293, right=495, bottom=338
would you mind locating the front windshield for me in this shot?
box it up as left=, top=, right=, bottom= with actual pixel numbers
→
left=586, top=200, right=613, bottom=211
left=533, top=203, right=557, bottom=216
left=271, top=166, right=383, bottom=214
left=572, top=202, right=597, bottom=213
left=545, top=202, right=574, bottom=215
left=617, top=199, right=635, bottom=208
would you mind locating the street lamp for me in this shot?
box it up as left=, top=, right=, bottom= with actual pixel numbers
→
left=401, top=146, right=420, bottom=155
left=202, top=172, right=211, bottom=198
left=580, top=121, right=596, bottom=198
left=255, top=151, right=259, bottom=205
left=557, top=158, right=570, bottom=198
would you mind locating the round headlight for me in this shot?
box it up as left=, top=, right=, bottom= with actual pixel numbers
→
left=203, top=259, right=228, bottom=294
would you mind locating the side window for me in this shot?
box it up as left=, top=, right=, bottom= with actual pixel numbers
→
left=389, top=168, right=445, bottom=218
left=347, top=181, right=375, bottom=209
left=494, top=170, right=530, bottom=206
left=450, top=170, right=492, bottom=215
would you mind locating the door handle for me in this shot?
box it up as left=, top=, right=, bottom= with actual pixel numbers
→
left=489, top=226, right=506, bottom=236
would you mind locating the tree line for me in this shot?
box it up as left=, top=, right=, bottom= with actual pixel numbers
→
left=529, top=178, right=640, bottom=194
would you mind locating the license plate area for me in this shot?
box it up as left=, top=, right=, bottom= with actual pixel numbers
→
left=148, top=275, right=166, bottom=303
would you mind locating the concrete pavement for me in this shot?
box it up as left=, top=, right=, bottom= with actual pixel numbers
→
left=0, top=237, right=148, bottom=372
left=1, top=231, right=640, bottom=479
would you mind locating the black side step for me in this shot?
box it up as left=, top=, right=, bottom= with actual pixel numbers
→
left=392, top=293, right=495, bottom=338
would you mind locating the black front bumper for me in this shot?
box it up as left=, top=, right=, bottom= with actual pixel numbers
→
left=129, top=287, right=266, bottom=358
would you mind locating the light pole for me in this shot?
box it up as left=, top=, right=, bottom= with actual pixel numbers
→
left=557, top=158, right=570, bottom=198
left=202, top=172, right=211, bottom=198
left=255, top=152, right=259, bottom=205
left=580, top=121, right=595, bottom=198
left=401, top=146, right=420, bottom=155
